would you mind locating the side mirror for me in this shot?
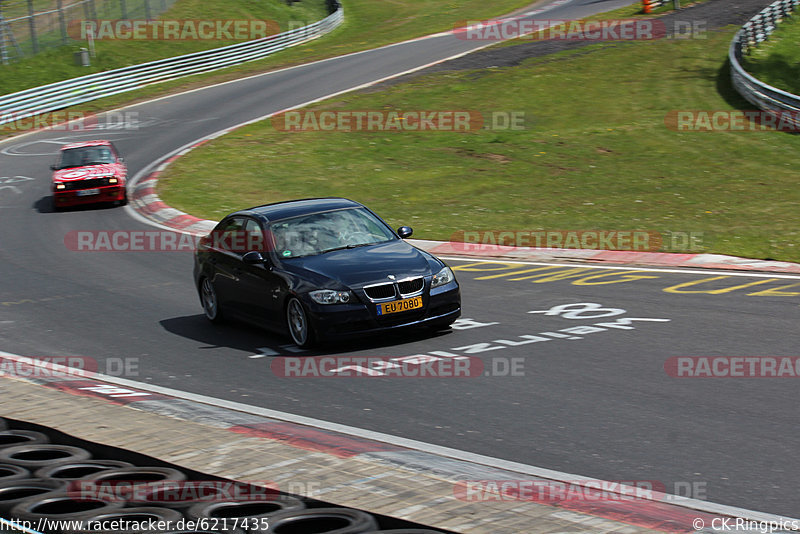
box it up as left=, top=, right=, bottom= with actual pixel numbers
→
left=397, top=226, right=413, bottom=239
left=242, top=251, right=268, bottom=265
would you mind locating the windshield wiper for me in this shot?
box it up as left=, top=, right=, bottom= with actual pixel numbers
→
left=321, top=242, right=379, bottom=254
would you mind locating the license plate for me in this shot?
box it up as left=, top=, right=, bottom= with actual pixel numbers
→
left=76, top=188, right=100, bottom=196
left=377, top=296, right=423, bottom=316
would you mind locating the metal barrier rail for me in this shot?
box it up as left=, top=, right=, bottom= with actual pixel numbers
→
left=0, top=3, right=343, bottom=126
left=729, top=0, right=800, bottom=127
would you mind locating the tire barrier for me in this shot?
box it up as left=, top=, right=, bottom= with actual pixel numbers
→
left=0, top=445, right=91, bottom=470
left=0, top=479, right=67, bottom=515
left=34, top=461, right=134, bottom=481
left=263, top=507, right=379, bottom=534
left=0, top=417, right=451, bottom=533
left=0, top=465, right=29, bottom=483
left=0, top=431, right=49, bottom=450
left=9, top=492, right=124, bottom=523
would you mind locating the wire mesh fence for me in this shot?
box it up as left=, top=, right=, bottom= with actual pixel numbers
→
left=0, top=0, right=177, bottom=63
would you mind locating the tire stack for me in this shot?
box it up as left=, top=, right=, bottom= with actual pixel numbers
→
left=0, top=417, right=449, bottom=533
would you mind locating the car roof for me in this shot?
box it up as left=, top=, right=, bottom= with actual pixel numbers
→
left=235, top=198, right=365, bottom=222
left=61, top=140, right=113, bottom=150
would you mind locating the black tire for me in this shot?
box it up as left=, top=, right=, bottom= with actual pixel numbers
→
left=128, top=478, right=241, bottom=509
left=118, top=189, right=129, bottom=206
left=82, top=466, right=187, bottom=484
left=187, top=494, right=306, bottom=523
left=0, top=430, right=50, bottom=449
left=0, top=478, right=68, bottom=514
left=62, top=507, right=183, bottom=534
left=264, top=507, right=378, bottom=534
left=201, top=277, right=225, bottom=324
left=286, top=297, right=315, bottom=349
left=0, top=444, right=91, bottom=469
left=0, top=463, right=30, bottom=482
left=81, top=466, right=187, bottom=508
left=9, top=491, right=123, bottom=523
left=35, top=460, right=133, bottom=480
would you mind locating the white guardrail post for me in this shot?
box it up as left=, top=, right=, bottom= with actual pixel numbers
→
left=0, top=2, right=343, bottom=125
left=729, top=0, right=800, bottom=128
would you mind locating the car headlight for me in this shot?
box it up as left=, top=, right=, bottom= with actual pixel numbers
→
left=431, top=266, right=455, bottom=288
left=54, top=183, right=66, bottom=190
left=108, top=177, right=118, bottom=184
left=309, top=290, right=352, bottom=305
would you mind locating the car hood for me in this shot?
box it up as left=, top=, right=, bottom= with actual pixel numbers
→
left=285, top=240, right=436, bottom=288
left=53, top=164, right=123, bottom=182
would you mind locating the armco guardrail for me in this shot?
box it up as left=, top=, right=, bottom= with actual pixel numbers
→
left=729, top=0, right=800, bottom=127
left=0, top=3, right=343, bottom=126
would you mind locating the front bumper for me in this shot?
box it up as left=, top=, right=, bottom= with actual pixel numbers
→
left=304, top=281, right=461, bottom=340
left=53, top=185, right=125, bottom=207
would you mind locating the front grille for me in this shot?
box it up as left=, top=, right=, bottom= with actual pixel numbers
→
left=398, top=277, right=424, bottom=296
left=364, top=283, right=396, bottom=301
left=62, top=178, right=111, bottom=191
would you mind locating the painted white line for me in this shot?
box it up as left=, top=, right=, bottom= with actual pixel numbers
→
left=1, top=349, right=797, bottom=526
left=440, top=256, right=800, bottom=280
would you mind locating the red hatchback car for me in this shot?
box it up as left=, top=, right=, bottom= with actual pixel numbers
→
left=51, top=140, right=127, bottom=209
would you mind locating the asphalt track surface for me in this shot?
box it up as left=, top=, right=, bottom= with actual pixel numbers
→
left=1, top=0, right=798, bottom=521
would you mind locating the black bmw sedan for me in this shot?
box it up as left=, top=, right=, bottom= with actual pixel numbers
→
left=193, top=198, right=461, bottom=347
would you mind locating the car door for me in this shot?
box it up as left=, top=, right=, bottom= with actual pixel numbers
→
left=208, top=217, right=246, bottom=314
left=234, top=218, right=288, bottom=329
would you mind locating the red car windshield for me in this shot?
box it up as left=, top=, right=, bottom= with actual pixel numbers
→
left=58, top=146, right=115, bottom=169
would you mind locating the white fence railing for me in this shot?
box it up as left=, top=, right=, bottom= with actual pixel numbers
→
left=0, top=3, right=343, bottom=126
left=729, top=0, right=800, bottom=127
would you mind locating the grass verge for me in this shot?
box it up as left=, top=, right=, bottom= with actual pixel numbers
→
left=740, top=10, right=800, bottom=95
left=158, top=26, right=800, bottom=262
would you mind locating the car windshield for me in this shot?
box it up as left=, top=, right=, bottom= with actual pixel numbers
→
left=58, top=146, right=115, bottom=169
left=269, top=207, right=397, bottom=258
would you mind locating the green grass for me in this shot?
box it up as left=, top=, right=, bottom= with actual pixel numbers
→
left=740, top=10, right=800, bottom=95
left=158, top=27, right=800, bottom=263
left=0, top=0, right=329, bottom=95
